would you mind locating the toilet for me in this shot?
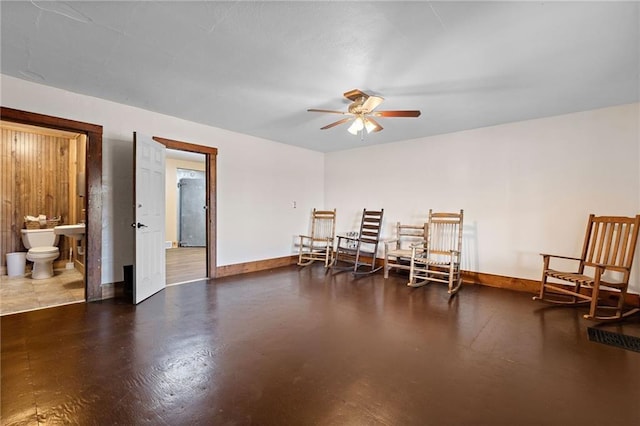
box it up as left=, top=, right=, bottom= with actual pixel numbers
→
left=20, top=228, right=60, bottom=279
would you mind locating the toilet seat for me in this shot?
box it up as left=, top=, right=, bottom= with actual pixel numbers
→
left=28, top=246, right=59, bottom=254
left=28, top=246, right=59, bottom=256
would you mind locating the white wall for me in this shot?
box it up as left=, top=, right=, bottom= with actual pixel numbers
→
left=1, top=75, right=325, bottom=285
left=326, top=103, right=640, bottom=293
left=3, top=74, right=638, bottom=294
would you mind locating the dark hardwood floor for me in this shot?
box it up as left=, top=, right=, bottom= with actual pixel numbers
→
left=166, top=247, right=206, bottom=285
left=2, top=265, right=639, bottom=425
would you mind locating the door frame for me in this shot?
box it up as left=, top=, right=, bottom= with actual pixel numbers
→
left=1, top=106, right=103, bottom=300
left=153, top=137, right=217, bottom=279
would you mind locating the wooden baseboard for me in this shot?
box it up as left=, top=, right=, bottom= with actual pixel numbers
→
left=95, top=255, right=640, bottom=309
left=216, top=255, right=298, bottom=278
left=73, top=259, right=85, bottom=274
left=343, top=253, right=639, bottom=307
left=97, top=281, right=127, bottom=301
left=99, top=282, right=117, bottom=300
left=94, top=256, right=298, bottom=300
left=462, top=270, right=540, bottom=293
left=462, top=270, right=640, bottom=308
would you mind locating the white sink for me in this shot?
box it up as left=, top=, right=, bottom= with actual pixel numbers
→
left=54, top=223, right=86, bottom=240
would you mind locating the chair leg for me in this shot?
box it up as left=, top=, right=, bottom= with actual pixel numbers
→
left=352, top=244, right=361, bottom=274
left=583, top=268, right=620, bottom=321
left=407, top=257, right=416, bottom=286
left=585, top=271, right=601, bottom=320
left=447, top=264, right=462, bottom=295
left=407, top=263, right=428, bottom=287
left=407, top=255, right=422, bottom=286
left=325, top=239, right=334, bottom=268
left=614, top=286, right=636, bottom=319
left=324, top=257, right=333, bottom=274
left=297, top=237, right=304, bottom=266
left=533, top=256, right=551, bottom=301
left=323, top=244, right=330, bottom=268
left=297, top=253, right=314, bottom=266
left=383, top=255, right=389, bottom=279
left=572, top=280, right=584, bottom=305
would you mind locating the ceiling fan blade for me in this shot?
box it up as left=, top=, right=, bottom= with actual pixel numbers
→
left=373, top=110, right=421, bottom=117
left=364, top=117, right=383, bottom=133
left=343, top=89, right=368, bottom=102
left=362, top=95, right=384, bottom=112
left=320, top=117, right=353, bottom=130
left=307, top=108, right=348, bottom=115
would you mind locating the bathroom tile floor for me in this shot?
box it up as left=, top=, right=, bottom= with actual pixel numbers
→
left=0, top=268, right=84, bottom=316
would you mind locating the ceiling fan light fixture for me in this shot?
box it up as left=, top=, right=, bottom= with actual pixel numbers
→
left=347, top=116, right=364, bottom=135
left=364, top=118, right=377, bottom=134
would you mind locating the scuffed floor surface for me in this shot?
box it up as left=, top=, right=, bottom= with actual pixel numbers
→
left=2, top=265, right=639, bottom=425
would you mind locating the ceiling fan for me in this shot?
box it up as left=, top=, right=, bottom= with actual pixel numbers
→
left=308, top=89, right=421, bottom=135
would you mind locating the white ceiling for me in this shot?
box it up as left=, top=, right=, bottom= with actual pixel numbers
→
left=1, top=1, right=638, bottom=152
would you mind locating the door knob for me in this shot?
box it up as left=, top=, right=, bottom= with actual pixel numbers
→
left=131, top=222, right=148, bottom=228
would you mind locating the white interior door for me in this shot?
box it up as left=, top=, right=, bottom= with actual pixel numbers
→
left=133, top=133, right=166, bottom=304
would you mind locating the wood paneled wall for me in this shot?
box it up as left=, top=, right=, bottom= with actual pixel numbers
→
left=69, top=134, right=87, bottom=268
left=1, top=128, right=74, bottom=269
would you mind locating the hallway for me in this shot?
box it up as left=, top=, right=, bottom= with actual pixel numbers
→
left=166, top=247, right=206, bottom=285
left=2, top=265, right=639, bottom=425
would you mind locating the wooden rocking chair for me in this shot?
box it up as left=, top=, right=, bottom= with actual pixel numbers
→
left=533, top=214, right=640, bottom=321
left=297, top=208, right=336, bottom=268
left=330, top=209, right=384, bottom=276
left=408, top=210, right=464, bottom=295
left=384, top=222, right=427, bottom=279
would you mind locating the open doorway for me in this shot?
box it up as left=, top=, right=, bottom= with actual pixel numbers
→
left=152, top=137, right=217, bottom=283
left=165, top=149, right=206, bottom=284
left=0, top=106, right=103, bottom=304
left=0, top=121, right=87, bottom=315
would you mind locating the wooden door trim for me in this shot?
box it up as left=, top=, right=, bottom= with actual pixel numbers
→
left=1, top=106, right=103, bottom=301
left=152, top=136, right=217, bottom=279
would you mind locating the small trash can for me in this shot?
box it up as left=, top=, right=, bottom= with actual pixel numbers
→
left=6, top=252, right=27, bottom=277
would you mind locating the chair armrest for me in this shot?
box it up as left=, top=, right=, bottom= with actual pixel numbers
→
left=583, top=262, right=630, bottom=273
left=540, top=253, right=582, bottom=262
left=409, top=242, right=426, bottom=256
left=336, top=235, right=359, bottom=251
left=383, top=239, right=398, bottom=251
